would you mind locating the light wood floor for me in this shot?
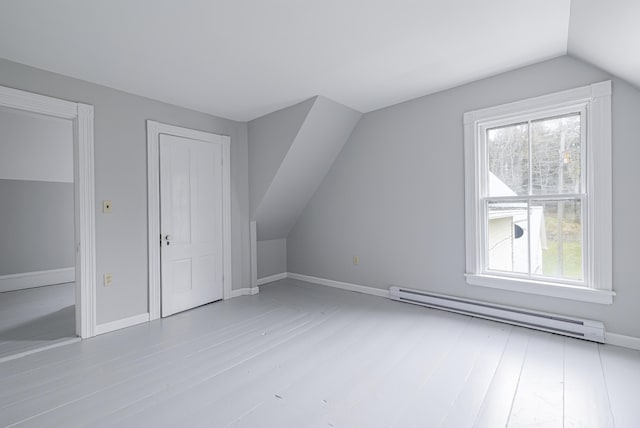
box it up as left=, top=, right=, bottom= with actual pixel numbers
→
left=0, top=283, right=76, bottom=362
left=0, top=278, right=638, bottom=427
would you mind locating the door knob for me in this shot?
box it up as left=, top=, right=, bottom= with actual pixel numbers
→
left=164, top=234, right=172, bottom=246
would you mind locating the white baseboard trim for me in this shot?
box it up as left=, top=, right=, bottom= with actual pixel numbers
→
left=605, top=332, right=640, bottom=350
left=230, top=287, right=260, bottom=298
left=95, top=313, right=150, bottom=336
left=286, top=272, right=640, bottom=352
left=0, top=267, right=75, bottom=293
left=256, top=273, right=287, bottom=286
left=286, top=272, right=390, bottom=298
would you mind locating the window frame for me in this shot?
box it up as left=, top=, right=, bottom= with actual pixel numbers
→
left=463, top=81, right=613, bottom=304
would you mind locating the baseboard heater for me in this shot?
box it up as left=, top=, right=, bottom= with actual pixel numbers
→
left=389, top=286, right=605, bottom=343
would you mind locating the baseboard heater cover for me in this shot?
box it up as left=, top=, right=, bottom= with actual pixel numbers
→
left=389, top=286, right=605, bottom=343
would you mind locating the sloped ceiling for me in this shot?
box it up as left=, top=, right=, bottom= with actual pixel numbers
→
left=568, top=0, right=640, bottom=91
left=0, top=1, right=635, bottom=121
left=248, top=98, right=316, bottom=218
left=251, top=97, right=361, bottom=241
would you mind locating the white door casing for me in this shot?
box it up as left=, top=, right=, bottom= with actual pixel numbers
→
left=159, top=134, right=223, bottom=316
left=147, top=121, right=232, bottom=320
left=0, top=85, right=96, bottom=338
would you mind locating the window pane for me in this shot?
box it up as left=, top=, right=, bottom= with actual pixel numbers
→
left=487, top=201, right=528, bottom=274
left=532, top=200, right=583, bottom=281
left=531, top=114, right=581, bottom=195
left=487, top=123, right=529, bottom=196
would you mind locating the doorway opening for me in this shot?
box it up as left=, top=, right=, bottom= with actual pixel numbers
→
left=0, top=86, right=96, bottom=362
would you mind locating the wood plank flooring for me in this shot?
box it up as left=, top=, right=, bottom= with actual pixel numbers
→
left=0, top=278, right=638, bottom=427
left=0, top=283, right=76, bottom=361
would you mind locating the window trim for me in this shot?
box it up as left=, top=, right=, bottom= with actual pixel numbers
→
left=479, top=105, right=588, bottom=286
left=463, top=81, right=613, bottom=304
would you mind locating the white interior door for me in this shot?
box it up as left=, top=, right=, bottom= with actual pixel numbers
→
left=160, top=133, right=224, bottom=317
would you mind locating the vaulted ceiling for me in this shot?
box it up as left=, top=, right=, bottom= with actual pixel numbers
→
left=0, top=1, right=637, bottom=121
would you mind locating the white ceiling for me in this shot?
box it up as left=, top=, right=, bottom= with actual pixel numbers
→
left=0, top=0, right=636, bottom=121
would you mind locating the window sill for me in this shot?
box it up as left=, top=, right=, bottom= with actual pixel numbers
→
left=465, top=274, right=614, bottom=304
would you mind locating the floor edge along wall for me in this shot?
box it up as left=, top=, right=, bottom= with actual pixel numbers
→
left=254, top=272, right=640, bottom=350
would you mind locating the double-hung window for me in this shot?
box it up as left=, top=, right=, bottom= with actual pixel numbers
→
left=463, top=81, right=613, bottom=304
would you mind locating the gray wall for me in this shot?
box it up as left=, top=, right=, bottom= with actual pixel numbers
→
left=0, top=106, right=73, bottom=183
left=0, top=58, right=250, bottom=325
left=256, top=239, right=287, bottom=278
left=288, top=55, right=640, bottom=338
left=0, top=180, right=74, bottom=275
left=0, top=105, right=75, bottom=279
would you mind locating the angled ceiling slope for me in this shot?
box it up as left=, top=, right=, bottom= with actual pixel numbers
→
left=248, top=98, right=316, bottom=218
left=567, top=0, right=640, bottom=91
left=0, top=0, right=572, bottom=120
left=249, top=97, right=361, bottom=241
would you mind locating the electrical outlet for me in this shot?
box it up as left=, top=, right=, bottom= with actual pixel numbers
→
left=103, top=273, right=113, bottom=287
left=353, top=256, right=359, bottom=265
left=102, top=200, right=113, bottom=213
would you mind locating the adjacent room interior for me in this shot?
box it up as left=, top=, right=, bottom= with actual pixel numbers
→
left=0, top=0, right=638, bottom=426
left=0, top=106, right=78, bottom=361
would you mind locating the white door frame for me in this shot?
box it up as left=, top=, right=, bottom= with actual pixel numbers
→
left=146, top=121, right=232, bottom=320
left=0, top=85, right=97, bottom=338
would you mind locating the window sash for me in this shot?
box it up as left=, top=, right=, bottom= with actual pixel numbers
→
left=476, top=103, right=589, bottom=288
left=480, top=195, right=587, bottom=287
left=478, top=104, right=588, bottom=198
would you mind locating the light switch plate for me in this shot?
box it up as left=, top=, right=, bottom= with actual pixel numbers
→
left=103, top=273, right=113, bottom=287
left=103, top=200, right=112, bottom=213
